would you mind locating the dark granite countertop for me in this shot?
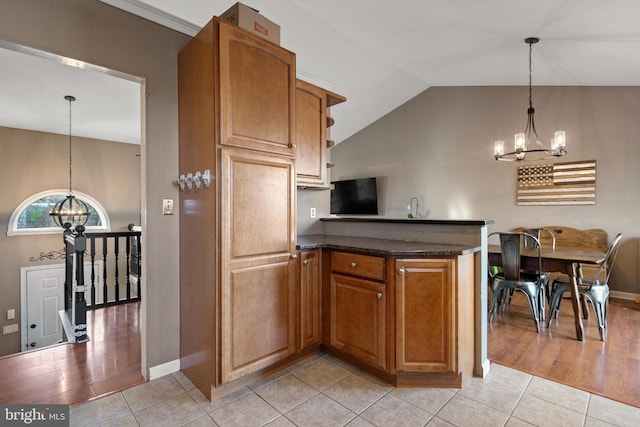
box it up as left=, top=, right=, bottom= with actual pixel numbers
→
left=297, top=234, right=480, bottom=257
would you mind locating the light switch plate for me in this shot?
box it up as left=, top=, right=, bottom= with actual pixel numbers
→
left=310, top=208, right=316, bottom=219
left=162, top=199, right=174, bottom=215
left=2, top=324, right=18, bottom=334
left=7, top=309, right=15, bottom=320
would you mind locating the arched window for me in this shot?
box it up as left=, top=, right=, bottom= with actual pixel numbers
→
left=7, top=189, right=110, bottom=236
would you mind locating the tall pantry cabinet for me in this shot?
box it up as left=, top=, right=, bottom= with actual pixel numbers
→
left=178, top=17, right=297, bottom=399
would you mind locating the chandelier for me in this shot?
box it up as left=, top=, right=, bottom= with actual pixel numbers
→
left=50, top=95, right=90, bottom=228
left=494, top=37, right=567, bottom=161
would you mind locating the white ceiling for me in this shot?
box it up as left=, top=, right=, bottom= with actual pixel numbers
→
left=0, top=43, right=141, bottom=144
left=2, top=0, right=640, bottom=145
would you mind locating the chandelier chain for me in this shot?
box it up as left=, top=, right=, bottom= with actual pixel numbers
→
left=68, top=96, right=73, bottom=194
left=528, top=40, right=533, bottom=109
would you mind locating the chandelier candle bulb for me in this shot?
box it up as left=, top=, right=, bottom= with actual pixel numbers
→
left=553, top=131, right=566, bottom=150
left=494, top=140, right=505, bottom=156
left=515, top=133, right=526, bottom=151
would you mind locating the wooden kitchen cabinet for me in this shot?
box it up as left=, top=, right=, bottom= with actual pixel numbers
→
left=299, top=249, right=321, bottom=350
left=395, top=259, right=454, bottom=372
left=328, top=251, right=387, bottom=370
left=295, top=79, right=345, bottom=188
left=219, top=148, right=296, bottom=383
left=323, top=250, right=475, bottom=387
left=219, top=20, right=296, bottom=156
left=395, top=256, right=475, bottom=386
left=178, top=17, right=297, bottom=399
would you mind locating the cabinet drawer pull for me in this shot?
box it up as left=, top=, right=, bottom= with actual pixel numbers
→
left=398, top=268, right=405, bottom=275
left=351, top=262, right=357, bottom=268
left=376, top=292, right=383, bottom=300
left=302, top=259, right=308, bottom=266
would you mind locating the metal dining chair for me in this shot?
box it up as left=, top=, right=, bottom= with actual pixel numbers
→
left=500, top=227, right=555, bottom=310
left=489, top=231, right=546, bottom=332
left=546, top=233, right=623, bottom=341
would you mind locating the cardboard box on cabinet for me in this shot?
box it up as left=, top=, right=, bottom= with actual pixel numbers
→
left=220, top=2, right=281, bottom=45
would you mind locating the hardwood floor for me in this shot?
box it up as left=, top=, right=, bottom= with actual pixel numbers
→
left=489, top=292, right=640, bottom=408
left=0, top=302, right=144, bottom=405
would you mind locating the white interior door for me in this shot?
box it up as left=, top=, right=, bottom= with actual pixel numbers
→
left=21, top=262, right=102, bottom=351
left=24, top=266, right=65, bottom=351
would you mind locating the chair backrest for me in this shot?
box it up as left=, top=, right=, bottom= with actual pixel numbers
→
left=516, top=227, right=556, bottom=250
left=590, top=233, right=623, bottom=284
left=489, top=231, right=542, bottom=282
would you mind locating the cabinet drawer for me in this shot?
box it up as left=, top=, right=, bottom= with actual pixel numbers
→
left=331, top=251, right=385, bottom=281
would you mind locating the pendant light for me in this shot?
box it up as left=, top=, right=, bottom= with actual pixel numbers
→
left=50, top=95, right=90, bottom=228
left=494, top=37, right=567, bottom=161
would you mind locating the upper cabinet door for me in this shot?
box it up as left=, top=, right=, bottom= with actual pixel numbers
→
left=218, top=20, right=296, bottom=156
left=295, top=80, right=327, bottom=186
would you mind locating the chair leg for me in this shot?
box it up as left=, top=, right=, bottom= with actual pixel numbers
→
left=581, top=294, right=590, bottom=319
left=588, top=295, right=608, bottom=341
left=546, top=290, right=562, bottom=328
left=489, top=287, right=502, bottom=323
left=499, top=289, right=508, bottom=313
left=520, top=289, right=540, bottom=333
left=538, top=286, right=546, bottom=323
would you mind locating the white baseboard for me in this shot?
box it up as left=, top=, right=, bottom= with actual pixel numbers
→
left=610, top=290, right=640, bottom=301
left=148, top=359, right=180, bottom=380
left=478, top=358, right=491, bottom=378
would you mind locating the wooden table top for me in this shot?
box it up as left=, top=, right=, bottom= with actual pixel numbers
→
left=488, top=245, right=605, bottom=265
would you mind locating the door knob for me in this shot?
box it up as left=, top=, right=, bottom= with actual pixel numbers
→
left=30, top=324, right=36, bottom=329
left=30, top=342, right=37, bottom=347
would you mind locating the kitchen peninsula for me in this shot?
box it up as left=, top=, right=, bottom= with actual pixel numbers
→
left=298, top=217, right=492, bottom=388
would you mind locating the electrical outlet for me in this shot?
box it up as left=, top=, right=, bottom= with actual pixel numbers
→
left=310, top=207, right=316, bottom=219
left=2, top=324, right=18, bottom=334
left=7, top=309, right=15, bottom=320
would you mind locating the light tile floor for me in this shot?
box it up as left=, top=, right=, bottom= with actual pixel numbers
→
left=70, top=353, right=640, bottom=427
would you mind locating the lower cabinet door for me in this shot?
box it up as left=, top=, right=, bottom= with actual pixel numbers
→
left=300, top=250, right=321, bottom=350
left=220, top=260, right=296, bottom=383
left=330, top=273, right=386, bottom=369
left=395, top=258, right=455, bottom=372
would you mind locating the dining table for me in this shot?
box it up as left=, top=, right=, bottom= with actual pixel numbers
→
left=488, top=244, right=606, bottom=341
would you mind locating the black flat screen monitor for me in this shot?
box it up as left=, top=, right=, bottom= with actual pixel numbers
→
left=330, top=177, right=378, bottom=215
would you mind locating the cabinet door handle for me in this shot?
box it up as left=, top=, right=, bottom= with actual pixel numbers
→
left=398, top=268, right=405, bottom=275
left=351, top=262, right=357, bottom=268
left=302, top=259, right=308, bottom=266
left=376, top=292, right=383, bottom=300
left=291, top=254, right=298, bottom=260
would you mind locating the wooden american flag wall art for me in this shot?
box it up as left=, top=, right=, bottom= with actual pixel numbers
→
left=516, top=160, right=596, bottom=206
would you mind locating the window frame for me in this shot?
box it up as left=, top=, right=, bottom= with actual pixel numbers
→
left=7, top=189, right=111, bottom=236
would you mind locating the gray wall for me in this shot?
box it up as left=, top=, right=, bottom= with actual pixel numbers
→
left=0, top=0, right=190, bottom=371
left=308, top=86, right=639, bottom=294
left=0, top=126, right=141, bottom=356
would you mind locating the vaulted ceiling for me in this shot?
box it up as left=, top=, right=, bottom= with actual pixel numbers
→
left=2, top=0, right=639, bottom=145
